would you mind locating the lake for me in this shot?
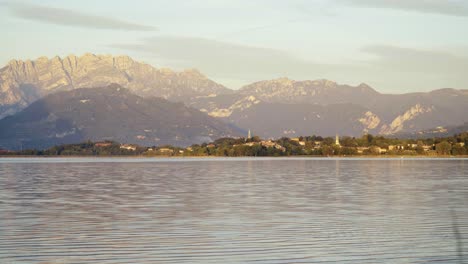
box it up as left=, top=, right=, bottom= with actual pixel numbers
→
left=0, top=157, right=467, bottom=263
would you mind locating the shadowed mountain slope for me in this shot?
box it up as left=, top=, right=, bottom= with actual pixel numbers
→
left=0, top=84, right=241, bottom=150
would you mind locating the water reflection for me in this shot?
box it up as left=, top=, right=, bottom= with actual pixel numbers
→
left=0, top=158, right=467, bottom=263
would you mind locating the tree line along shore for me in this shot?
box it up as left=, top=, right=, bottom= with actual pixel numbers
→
left=1, top=133, right=467, bottom=157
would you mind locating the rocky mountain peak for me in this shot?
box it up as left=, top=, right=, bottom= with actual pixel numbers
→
left=238, top=77, right=376, bottom=104
left=111, top=55, right=135, bottom=70
left=358, top=82, right=370, bottom=89
left=357, top=82, right=378, bottom=93
left=0, top=54, right=229, bottom=118
left=274, top=77, right=294, bottom=84
left=310, top=79, right=337, bottom=88
left=181, top=68, right=207, bottom=79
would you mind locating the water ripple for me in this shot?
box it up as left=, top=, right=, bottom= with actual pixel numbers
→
left=0, top=158, right=467, bottom=263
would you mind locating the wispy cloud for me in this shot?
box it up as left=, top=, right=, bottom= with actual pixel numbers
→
left=8, top=2, right=157, bottom=31
left=111, top=35, right=468, bottom=91
left=357, top=45, right=468, bottom=91
left=361, top=45, right=468, bottom=73
left=110, top=35, right=349, bottom=85
left=337, top=0, right=468, bottom=17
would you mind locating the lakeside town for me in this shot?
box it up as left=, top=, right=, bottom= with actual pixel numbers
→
left=1, top=132, right=467, bottom=157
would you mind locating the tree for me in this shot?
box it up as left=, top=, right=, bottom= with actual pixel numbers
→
left=341, top=147, right=357, bottom=155
left=322, top=137, right=334, bottom=146
left=365, top=134, right=374, bottom=144
left=435, top=141, right=452, bottom=155
left=340, top=136, right=357, bottom=147
left=321, top=145, right=334, bottom=156
left=369, top=146, right=382, bottom=155
left=415, top=141, right=425, bottom=155
left=451, top=144, right=466, bottom=155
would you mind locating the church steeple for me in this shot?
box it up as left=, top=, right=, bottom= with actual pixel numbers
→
left=247, top=129, right=252, bottom=140
left=335, top=134, right=340, bottom=146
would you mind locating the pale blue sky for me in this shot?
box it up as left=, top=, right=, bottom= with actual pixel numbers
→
left=1, top=0, right=468, bottom=93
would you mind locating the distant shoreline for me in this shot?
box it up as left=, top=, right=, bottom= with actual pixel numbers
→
left=2, top=155, right=468, bottom=159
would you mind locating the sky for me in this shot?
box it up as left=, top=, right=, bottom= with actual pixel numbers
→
left=1, top=0, right=468, bottom=93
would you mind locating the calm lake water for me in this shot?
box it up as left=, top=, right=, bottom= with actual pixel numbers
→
left=0, top=157, right=467, bottom=263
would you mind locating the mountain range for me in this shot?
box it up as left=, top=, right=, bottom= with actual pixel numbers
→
left=194, top=78, right=468, bottom=137
left=0, top=53, right=229, bottom=119
left=0, top=54, right=467, bottom=149
left=0, top=85, right=240, bottom=150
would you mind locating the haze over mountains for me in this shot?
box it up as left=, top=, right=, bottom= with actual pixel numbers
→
left=0, top=54, right=467, bottom=149
left=196, top=78, right=468, bottom=137
left=0, top=85, right=240, bottom=150
left=0, top=53, right=229, bottom=119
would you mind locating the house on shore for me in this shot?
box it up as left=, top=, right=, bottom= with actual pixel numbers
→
left=0, top=148, right=10, bottom=154
left=120, top=144, right=137, bottom=151
left=260, top=140, right=286, bottom=152
left=291, top=138, right=306, bottom=146
left=158, top=148, right=174, bottom=154
left=95, top=142, right=112, bottom=147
